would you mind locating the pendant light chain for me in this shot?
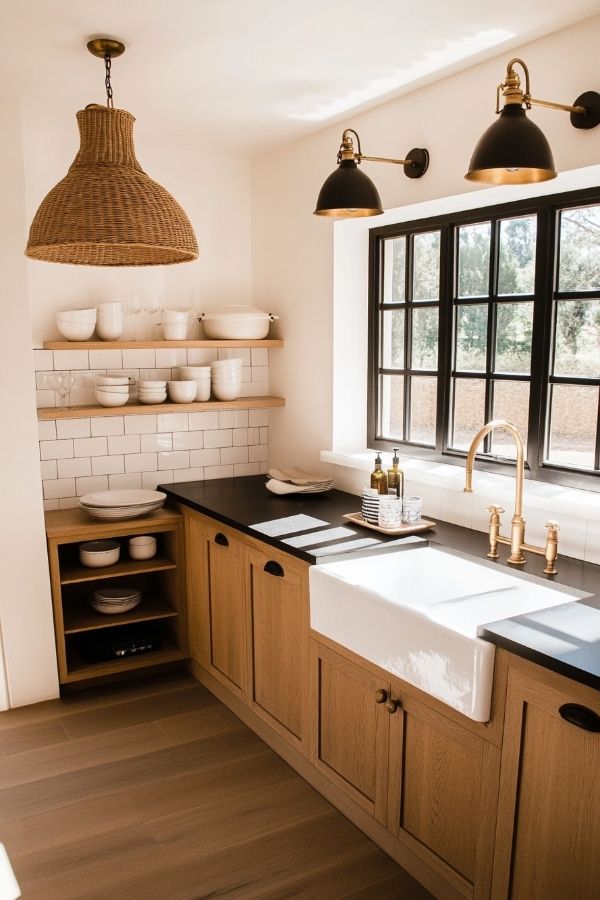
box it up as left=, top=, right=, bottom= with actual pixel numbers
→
left=104, top=53, right=114, bottom=108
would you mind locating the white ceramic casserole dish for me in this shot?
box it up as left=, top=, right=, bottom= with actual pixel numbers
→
left=199, top=305, right=278, bottom=339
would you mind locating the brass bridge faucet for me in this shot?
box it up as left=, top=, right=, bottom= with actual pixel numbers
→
left=463, top=420, right=559, bottom=575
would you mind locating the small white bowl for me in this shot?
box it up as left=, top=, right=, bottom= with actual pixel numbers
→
left=139, top=394, right=167, bottom=405
left=138, top=380, right=167, bottom=389
left=167, top=380, right=197, bottom=402
left=128, top=535, right=157, bottom=559
left=211, top=358, right=243, bottom=370
left=212, top=383, right=242, bottom=400
left=163, top=322, right=188, bottom=340
left=179, top=366, right=211, bottom=380
left=56, top=320, right=95, bottom=341
left=95, top=390, right=129, bottom=407
left=96, top=375, right=130, bottom=386
left=96, top=383, right=129, bottom=393
left=57, top=308, right=97, bottom=322
left=79, top=539, right=120, bottom=567
left=195, top=381, right=211, bottom=401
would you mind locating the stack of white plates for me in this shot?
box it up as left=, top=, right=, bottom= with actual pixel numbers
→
left=90, top=586, right=141, bottom=615
left=79, top=489, right=166, bottom=520
left=265, top=467, right=334, bottom=495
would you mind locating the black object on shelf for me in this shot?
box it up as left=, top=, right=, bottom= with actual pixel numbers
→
left=79, top=624, right=163, bottom=663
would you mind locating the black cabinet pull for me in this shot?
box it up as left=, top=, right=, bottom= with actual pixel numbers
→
left=264, top=560, right=284, bottom=577
left=214, top=532, right=229, bottom=547
left=559, top=703, right=600, bottom=732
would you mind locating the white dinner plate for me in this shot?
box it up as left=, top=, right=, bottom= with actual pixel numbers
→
left=79, top=489, right=166, bottom=509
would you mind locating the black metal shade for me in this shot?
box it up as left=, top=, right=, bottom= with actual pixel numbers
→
left=314, top=159, right=384, bottom=217
left=465, top=104, right=556, bottom=185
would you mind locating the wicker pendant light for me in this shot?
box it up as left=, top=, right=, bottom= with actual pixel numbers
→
left=25, top=39, right=198, bottom=266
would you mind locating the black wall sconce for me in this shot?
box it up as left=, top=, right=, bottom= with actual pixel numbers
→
left=465, top=57, right=600, bottom=185
left=314, top=129, right=429, bottom=218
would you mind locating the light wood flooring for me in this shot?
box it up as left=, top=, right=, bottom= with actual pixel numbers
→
left=0, top=672, right=432, bottom=899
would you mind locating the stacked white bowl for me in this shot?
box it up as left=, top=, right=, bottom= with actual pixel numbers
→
left=167, top=380, right=197, bottom=403
left=211, top=358, right=243, bottom=400
left=56, top=308, right=96, bottom=341
left=162, top=309, right=190, bottom=340
left=178, top=366, right=211, bottom=401
left=95, top=374, right=130, bottom=407
left=138, top=379, right=167, bottom=404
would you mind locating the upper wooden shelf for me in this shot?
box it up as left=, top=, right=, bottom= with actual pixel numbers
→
left=38, top=395, right=285, bottom=420
left=42, top=339, right=284, bottom=350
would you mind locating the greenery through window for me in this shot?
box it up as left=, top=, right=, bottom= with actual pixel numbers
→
left=368, top=189, right=600, bottom=489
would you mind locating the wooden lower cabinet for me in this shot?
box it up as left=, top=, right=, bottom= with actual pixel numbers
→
left=246, top=546, right=309, bottom=750
left=310, top=638, right=500, bottom=899
left=492, top=656, right=600, bottom=900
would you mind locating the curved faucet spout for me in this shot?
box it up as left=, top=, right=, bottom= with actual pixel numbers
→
left=463, top=419, right=524, bottom=517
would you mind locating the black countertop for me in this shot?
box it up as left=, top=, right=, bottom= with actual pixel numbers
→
left=161, top=475, right=600, bottom=693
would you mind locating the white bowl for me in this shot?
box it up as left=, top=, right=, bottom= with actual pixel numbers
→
left=163, top=322, right=188, bottom=340
left=162, top=309, right=190, bottom=322
left=195, top=381, right=211, bottom=401
left=179, top=366, right=211, bottom=380
left=96, top=383, right=129, bottom=393
left=95, top=391, right=129, bottom=407
left=129, top=534, right=156, bottom=546
left=211, top=358, right=243, bottom=370
left=212, top=376, right=242, bottom=387
left=137, top=391, right=167, bottom=398
left=128, top=535, right=157, bottom=559
left=212, top=383, right=242, bottom=400
left=96, top=375, right=130, bottom=386
left=138, top=380, right=167, bottom=389
left=138, top=394, right=167, bottom=404
left=56, top=320, right=96, bottom=341
left=167, top=380, right=197, bottom=402
left=96, top=301, right=123, bottom=341
left=199, top=305, right=277, bottom=340
left=79, top=539, right=120, bottom=567
left=57, top=308, right=97, bottom=322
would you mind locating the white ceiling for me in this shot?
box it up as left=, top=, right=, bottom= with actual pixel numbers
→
left=1, top=0, right=599, bottom=153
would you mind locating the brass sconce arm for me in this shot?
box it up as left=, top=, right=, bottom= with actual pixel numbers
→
left=495, top=57, right=600, bottom=128
left=338, top=129, right=429, bottom=178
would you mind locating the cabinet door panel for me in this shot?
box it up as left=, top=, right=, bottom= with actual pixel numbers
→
left=310, top=641, right=390, bottom=823
left=247, top=548, right=308, bottom=746
left=494, top=668, right=600, bottom=900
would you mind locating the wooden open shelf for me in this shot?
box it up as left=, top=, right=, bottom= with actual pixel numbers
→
left=43, top=339, right=283, bottom=350
left=63, top=596, right=178, bottom=634
left=38, top=395, right=285, bottom=420
left=60, top=556, right=176, bottom=585
left=64, top=642, right=187, bottom=683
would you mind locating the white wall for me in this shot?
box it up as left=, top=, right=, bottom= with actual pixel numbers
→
left=0, top=98, right=59, bottom=708
left=251, top=14, right=600, bottom=474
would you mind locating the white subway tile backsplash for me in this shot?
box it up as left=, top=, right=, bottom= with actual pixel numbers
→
left=125, top=453, right=158, bottom=473
left=57, top=457, right=92, bottom=479
left=251, top=348, right=268, bottom=367
left=140, top=432, right=173, bottom=453
left=56, top=419, right=91, bottom=440
left=221, top=446, right=248, bottom=465
left=249, top=410, right=269, bottom=427
left=234, top=462, right=260, bottom=477
left=187, top=348, right=218, bottom=364
left=59, top=497, right=80, bottom=510
left=40, top=460, right=58, bottom=480
left=204, top=429, right=232, bottom=449
left=74, top=436, right=108, bottom=458
left=247, top=428, right=259, bottom=445
left=108, top=473, right=142, bottom=490
left=108, top=434, right=140, bottom=455
left=40, top=439, right=74, bottom=460
left=36, top=371, right=55, bottom=389
left=89, top=349, right=123, bottom=369
left=122, top=349, right=156, bottom=369
left=172, top=431, right=204, bottom=451
left=91, top=416, right=125, bottom=436
left=43, top=477, right=76, bottom=499
left=92, top=455, right=125, bottom=476
left=204, top=464, right=234, bottom=480
left=36, top=390, right=55, bottom=408
left=248, top=444, right=269, bottom=463
left=218, top=348, right=251, bottom=365
left=124, top=415, right=158, bottom=434
left=158, top=413, right=188, bottom=433
left=233, top=410, right=249, bottom=428
left=233, top=428, right=248, bottom=446
left=218, top=411, right=236, bottom=429
left=241, top=367, right=251, bottom=383
left=189, top=411, right=219, bottom=431
left=33, top=349, right=54, bottom=371
left=243, top=382, right=269, bottom=397
left=190, top=448, right=220, bottom=467
left=143, top=471, right=172, bottom=490
left=53, top=350, right=89, bottom=370
left=76, top=475, right=109, bottom=495
left=155, top=348, right=187, bottom=368
left=258, top=460, right=269, bottom=475
left=38, top=420, right=56, bottom=441
left=251, top=366, right=269, bottom=382
left=43, top=499, right=60, bottom=511
left=168, top=467, right=204, bottom=483
left=158, top=450, right=189, bottom=470
left=260, top=427, right=269, bottom=444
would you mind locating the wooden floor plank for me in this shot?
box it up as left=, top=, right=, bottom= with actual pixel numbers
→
left=1, top=674, right=434, bottom=900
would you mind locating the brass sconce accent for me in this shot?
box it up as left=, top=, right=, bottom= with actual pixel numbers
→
left=314, top=129, right=429, bottom=218
left=465, top=57, right=600, bottom=185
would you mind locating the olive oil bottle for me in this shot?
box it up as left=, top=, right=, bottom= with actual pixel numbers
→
left=370, top=452, right=388, bottom=495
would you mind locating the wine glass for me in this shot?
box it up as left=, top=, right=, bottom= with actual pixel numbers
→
left=123, top=292, right=143, bottom=340
left=50, top=373, right=76, bottom=410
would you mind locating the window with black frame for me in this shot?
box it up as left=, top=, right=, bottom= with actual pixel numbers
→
left=368, top=190, right=600, bottom=490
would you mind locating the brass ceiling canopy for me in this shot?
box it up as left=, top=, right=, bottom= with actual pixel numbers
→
left=25, top=38, right=198, bottom=266
left=314, top=129, right=429, bottom=218
left=466, top=58, right=600, bottom=185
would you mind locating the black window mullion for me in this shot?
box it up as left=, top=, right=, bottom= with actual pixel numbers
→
left=404, top=236, right=414, bottom=442
left=437, top=224, right=453, bottom=451
left=527, top=207, right=554, bottom=476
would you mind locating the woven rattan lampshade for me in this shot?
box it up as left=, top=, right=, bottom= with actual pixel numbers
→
left=26, top=105, right=198, bottom=266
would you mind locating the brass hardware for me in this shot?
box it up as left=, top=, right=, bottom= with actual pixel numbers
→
left=375, top=689, right=388, bottom=704
left=87, top=39, right=126, bottom=60
left=338, top=129, right=429, bottom=175
left=497, top=58, right=587, bottom=117
left=464, top=420, right=559, bottom=575
left=386, top=699, right=400, bottom=714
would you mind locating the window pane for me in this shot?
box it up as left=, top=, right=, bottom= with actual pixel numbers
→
left=495, top=302, right=533, bottom=374
left=455, top=304, right=487, bottom=371
left=379, top=374, right=405, bottom=439
left=497, top=215, right=536, bottom=296
left=410, top=377, right=436, bottom=445
left=412, top=231, right=440, bottom=301
left=412, top=307, right=438, bottom=370
left=554, top=300, right=600, bottom=378
left=457, top=222, right=490, bottom=298
left=451, top=378, right=486, bottom=450
left=558, top=206, right=600, bottom=293
left=490, top=381, right=529, bottom=458
left=547, top=384, right=598, bottom=469
left=381, top=309, right=405, bottom=368
left=383, top=237, right=406, bottom=303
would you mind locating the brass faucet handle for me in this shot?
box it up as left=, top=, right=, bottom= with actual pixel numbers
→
left=486, top=504, right=505, bottom=518
left=543, top=520, right=559, bottom=575
left=544, top=519, right=560, bottom=533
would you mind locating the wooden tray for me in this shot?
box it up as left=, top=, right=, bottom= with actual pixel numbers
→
left=343, top=512, right=436, bottom=536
